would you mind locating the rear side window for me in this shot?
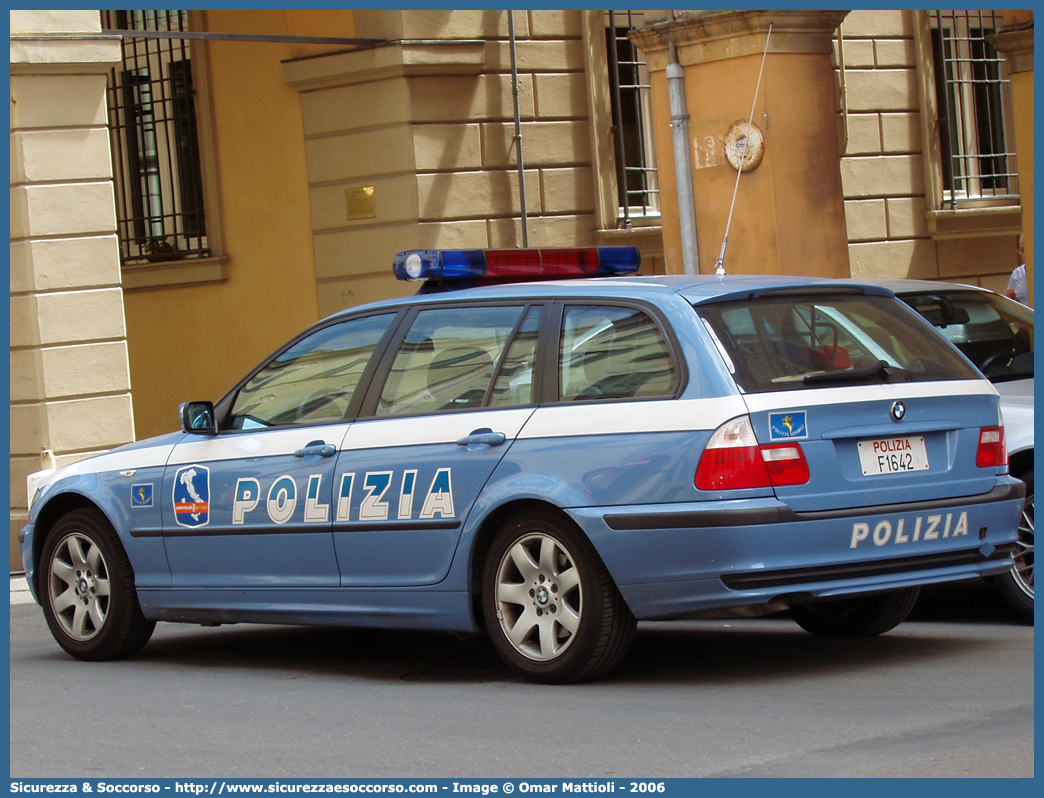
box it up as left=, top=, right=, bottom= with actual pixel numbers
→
left=698, top=294, right=980, bottom=393
left=376, top=305, right=529, bottom=417
left=559, top=305, right=678, bottom=401
left=489, top=306, right=542, bottom=407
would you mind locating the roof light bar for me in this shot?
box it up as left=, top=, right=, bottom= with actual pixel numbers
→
left=393, top=247, right=641, bottom=282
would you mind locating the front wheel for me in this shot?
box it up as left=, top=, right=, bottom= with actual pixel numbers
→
left=790, top=587, right=920, bottom=638
left=39, top=508, right=155, bottom=660
left=995, top=469, right=1033, bottom=621
left=482, top=509, right=635, bottom=683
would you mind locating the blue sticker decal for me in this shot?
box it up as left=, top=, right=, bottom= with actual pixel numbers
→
left=131, top=484, right=153, bottom=508
left=173, top=464, right=210, bottom=528
left=769, top=411, right=808, bottom=441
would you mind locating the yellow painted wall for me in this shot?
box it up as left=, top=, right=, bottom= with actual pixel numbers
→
left=123, top=11, right=359, bottom=440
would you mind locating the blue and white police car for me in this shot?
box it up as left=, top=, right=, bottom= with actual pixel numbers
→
left=21, top=247, right=1025, bottom=683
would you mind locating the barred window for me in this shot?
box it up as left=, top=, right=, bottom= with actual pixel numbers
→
left=105, top=10, right=209, bottom=264
left=929, top=11, right=1019, bottom=208
left=605, top=11, right=659, bottom=226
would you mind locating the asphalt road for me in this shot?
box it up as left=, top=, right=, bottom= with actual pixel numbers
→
left=9, top=581, right=1033, bottom=778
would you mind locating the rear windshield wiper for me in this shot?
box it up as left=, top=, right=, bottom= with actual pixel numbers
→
left=802, top=359, right=890, bottom=385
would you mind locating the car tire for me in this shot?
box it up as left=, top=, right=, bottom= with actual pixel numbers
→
left=39, top=508, right=155, bottom=661
left=790, top=587, right=920, bottom=638
left=482, top=508, right=635, bottom=683
left=995, top=469, right=1033, bottom=622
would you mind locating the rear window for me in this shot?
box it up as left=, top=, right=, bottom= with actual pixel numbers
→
left=898, top=290, right=1033, bottom=382
left=697, top=293, right=980, bottom=393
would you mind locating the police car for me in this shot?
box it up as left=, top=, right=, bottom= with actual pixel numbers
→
left=21, top=247, right=1025, bottom=683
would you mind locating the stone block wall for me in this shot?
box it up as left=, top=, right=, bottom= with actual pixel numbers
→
left=284, top=9, right=607, bottom=318
left=837, top=10, right=1022, bottom=291
left=9, top=10, right=135, bottom=569
left=837, top=11, right=935, bottom=280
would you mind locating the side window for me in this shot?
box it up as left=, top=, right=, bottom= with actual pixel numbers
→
left=559, top=305, right=677, bottom=402
left=901, top=291, right=1034, bottom=375
left=377, top=306, right=527, bottom=417
left=228, top=314, right=394, bottom=430
left=489, top=307, right=542, bottom=407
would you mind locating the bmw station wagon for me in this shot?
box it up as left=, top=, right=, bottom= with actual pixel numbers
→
left=21, top=247, right=1025, bottom=683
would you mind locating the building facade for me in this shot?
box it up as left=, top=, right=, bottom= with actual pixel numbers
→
left=837, top=10, right=1029, bottom=291
left=9, top=9, right=1033, bottom=568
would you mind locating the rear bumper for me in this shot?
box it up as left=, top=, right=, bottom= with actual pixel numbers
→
left=569, top=479, right=1024, bottom=620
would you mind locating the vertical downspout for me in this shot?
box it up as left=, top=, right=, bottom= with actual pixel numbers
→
left=836, top=22, right=849, bottom=155
left=508, top=13, right=529, bottom=246
left=667, top=25, right=699, bottom=274
left=606, top=11, right=631, bottom=229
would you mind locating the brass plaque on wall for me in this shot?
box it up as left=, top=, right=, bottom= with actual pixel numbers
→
left=346, top=186, right=377, bottom=220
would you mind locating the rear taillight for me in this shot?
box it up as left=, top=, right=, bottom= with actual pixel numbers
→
left=976, top=425, right=1008, bottom=468
left=761, top=443, right=811, bottom=485
left=695, top=417, right=810, bottom=491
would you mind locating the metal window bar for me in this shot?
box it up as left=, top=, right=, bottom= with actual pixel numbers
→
left=105, top=10, right=208, bottom=263
left=606, top=11, right=659, bottom=227
left=931, top=11, right=1018, bottom=208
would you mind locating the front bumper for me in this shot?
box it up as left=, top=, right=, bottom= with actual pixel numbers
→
left=19, top=523, right=39, bottom=604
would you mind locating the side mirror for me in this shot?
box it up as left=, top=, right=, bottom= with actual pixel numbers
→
left=179, top=401, right=216, bottom=435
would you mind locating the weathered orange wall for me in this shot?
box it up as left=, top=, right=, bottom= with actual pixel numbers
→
left=659, top=51, right=849, bottom=278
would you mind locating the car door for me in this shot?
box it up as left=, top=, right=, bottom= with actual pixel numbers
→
left=161, top=312, right=397, bottom=588
left=332, top=302, right=544, bottom=586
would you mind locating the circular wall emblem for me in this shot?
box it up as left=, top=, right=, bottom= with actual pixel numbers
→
left=724, top=119, right=765, bottom=172
left=891, top=401, right=906, bottom=422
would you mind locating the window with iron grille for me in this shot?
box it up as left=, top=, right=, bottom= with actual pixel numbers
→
left=605, top=11, right=659, bottom=226
left=929, top=11, right=1019, bottom=208
left=105, top=10, right=209, bottom=264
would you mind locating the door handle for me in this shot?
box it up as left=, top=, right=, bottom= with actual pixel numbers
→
left=456, top=428, right=507, bottom=449
left=294, top=442, right=336, bottom=458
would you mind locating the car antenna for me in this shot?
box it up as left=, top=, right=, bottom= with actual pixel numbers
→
left=714, top=21, right=773, bottom=278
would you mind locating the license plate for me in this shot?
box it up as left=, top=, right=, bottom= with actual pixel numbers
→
left=857, top=436, right=929, bottom=476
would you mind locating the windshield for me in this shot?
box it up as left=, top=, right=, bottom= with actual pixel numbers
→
left=897, top=290, right=1033, bottom=383
left=697, top=293, right=980, bottom=393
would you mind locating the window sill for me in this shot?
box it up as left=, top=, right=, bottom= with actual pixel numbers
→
left=595, top=225, right=664, bottom=249
left=122, top=256, right=230, bottom=291
left=925, top=205, right=1023, bottom=240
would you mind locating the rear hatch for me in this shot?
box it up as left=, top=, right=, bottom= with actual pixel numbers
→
left=696, top=286, right=1004, bottom=512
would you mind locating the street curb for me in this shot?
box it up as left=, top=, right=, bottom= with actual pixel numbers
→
left=11, top=575, right=33, bottom=605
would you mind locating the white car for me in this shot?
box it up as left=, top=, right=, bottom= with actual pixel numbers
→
left=871, top=280, right=1033, bottom=621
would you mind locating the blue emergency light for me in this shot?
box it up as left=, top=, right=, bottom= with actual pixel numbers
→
left=392, top=246, right=641, bottom=283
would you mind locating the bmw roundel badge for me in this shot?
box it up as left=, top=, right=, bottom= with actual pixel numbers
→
left=891, top=401, right=906, bottom=422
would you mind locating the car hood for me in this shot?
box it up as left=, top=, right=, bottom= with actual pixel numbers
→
left=995, top=378, right=1033, bottom=403
left=26, top=430, right=187, bottom=511
left=995, top=379, right=1034, bottom=455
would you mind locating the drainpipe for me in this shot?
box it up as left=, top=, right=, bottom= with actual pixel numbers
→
left=508, top=13, right=529, bottom=247
left=667, top=35, right=699, bottom=274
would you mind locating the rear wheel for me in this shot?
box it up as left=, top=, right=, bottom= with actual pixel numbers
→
left=482, top=509, right=635, bottom=683
left=790, top=587, right=920, bottom=638
left=39, top=508, right=155, bottom=660
left=996, top=469, right=1033, bottom=621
